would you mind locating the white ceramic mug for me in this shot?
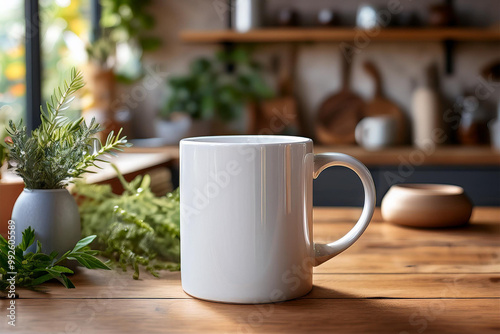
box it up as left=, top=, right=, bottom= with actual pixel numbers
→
left=180, top=135, right=375, bottom=303
left=355, top=116, right=397, bottom=150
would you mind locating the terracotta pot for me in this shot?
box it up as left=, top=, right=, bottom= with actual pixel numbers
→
left=381, top=184, right=473, bottom=228
left=0, top=181, right=24, bottom=238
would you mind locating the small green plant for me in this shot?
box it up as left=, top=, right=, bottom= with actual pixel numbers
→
left=73, top=166, right=180, bottom=279
left=0, top=105, right=18, bottom=172
left=0, top=227, right=110, bottom=290
left=5, top=68, right=131, bottom=189
left=87, top=0, right=160, bottom=81
left=100, top=0, right=160, bottom=52
left=163, top=48, right=274, bottom=121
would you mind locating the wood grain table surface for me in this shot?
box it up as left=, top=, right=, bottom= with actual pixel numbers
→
left=1, top=207, right=499, bottom=334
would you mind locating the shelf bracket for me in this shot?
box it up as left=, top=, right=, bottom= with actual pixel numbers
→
left=444, top=39, right=455, bottom=75
left=224, top=0, right=234, bottom=72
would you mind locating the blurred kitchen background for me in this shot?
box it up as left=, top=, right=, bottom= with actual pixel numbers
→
left=1, top=0, right=499, bottom=206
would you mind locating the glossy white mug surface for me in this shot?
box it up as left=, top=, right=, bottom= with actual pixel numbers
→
left=180, top=135, right=375, bottom=303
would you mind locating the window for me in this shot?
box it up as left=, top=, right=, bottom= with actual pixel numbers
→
left=40, top=0, right=90, bottom=102
left=0, top=0, right=92, bottom=136
left=0, top=0, right=25, bottom=136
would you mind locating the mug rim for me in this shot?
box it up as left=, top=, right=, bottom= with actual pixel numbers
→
left=181, top=135, right=312, bottom=146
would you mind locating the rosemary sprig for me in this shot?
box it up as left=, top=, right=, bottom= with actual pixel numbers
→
left=5, top=68, right=131, bottom=189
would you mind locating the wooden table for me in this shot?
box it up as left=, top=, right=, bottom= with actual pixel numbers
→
left=2, top=207, right=499, bottom=333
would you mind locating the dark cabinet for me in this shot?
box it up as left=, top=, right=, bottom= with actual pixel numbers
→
left=313, top=166, right=500, bottom=207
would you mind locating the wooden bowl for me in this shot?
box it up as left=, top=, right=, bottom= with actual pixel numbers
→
left=381, top=184, right=473, bottom=228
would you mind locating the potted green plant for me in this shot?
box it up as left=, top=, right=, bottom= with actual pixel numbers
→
left=0, top=106, right=23, bottom=237
left=0, top=105, right=20, bottom=179
left=5, top=68, right=130, bottom=255
left=84, top=0, right=161, bottom=140
left=158, top=48, right=273, bottom=141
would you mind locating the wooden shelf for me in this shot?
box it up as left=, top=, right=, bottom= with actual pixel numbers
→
left=180, top=28, right=500, bottom=43
left=125, top=145, right=500, bottom=166
left=314, top=145, right=500, bottom=166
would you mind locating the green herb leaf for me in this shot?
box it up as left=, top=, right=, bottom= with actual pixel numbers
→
left=69, top=253, right=111, bottom=270
left=50, top=266, right=74, bottom=274
left=71, top=235, right=97, bottom=253
left=29, top=274, right=54, bottom=286
left=59, top=275, right=76, bottom=289
left=0, top=227, right=109, bottom=291
left=19, top=227, right=35, bottom=252
left=74, top=169, right=180, bottom=280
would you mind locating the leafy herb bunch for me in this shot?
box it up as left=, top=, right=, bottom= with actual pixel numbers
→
left=0, top=227, right=110, bottom=290
left=74, top=166, right=180, bottom=279
left=6, top=68, right=130, bottom=189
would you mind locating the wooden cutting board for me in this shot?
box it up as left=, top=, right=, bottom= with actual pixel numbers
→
left=316, top=51, right=365, bottom=144
left=363, top=61, right=407, bottom=144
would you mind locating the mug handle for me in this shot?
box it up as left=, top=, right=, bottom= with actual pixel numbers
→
left=313, top=153, right=376, bottom=266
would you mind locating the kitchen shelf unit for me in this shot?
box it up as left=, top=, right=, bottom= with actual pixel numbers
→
left=180, top=27, right=500, bottom=73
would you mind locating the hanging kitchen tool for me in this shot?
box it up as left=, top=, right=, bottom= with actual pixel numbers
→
left=316, top=50, right=365, bottom=144
left=259, top=46, right=302, bottom=135
left=363, top=61, right=408, bottom=144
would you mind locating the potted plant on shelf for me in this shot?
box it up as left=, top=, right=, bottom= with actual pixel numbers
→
left=5, top=68, right=130, bottom=255
left=84, top=0, right=161, bottom=140
left=158, top=48, right=273, bottom=142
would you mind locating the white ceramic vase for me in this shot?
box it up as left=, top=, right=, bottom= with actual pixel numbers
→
left=12, top=189, right=81, bottom=255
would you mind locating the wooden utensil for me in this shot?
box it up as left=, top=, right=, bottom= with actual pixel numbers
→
left=363, top=61, right=407, bottom=144
left=259, top=47, right=301, bottom=135
left=316, top=51, right=365, bottom=144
